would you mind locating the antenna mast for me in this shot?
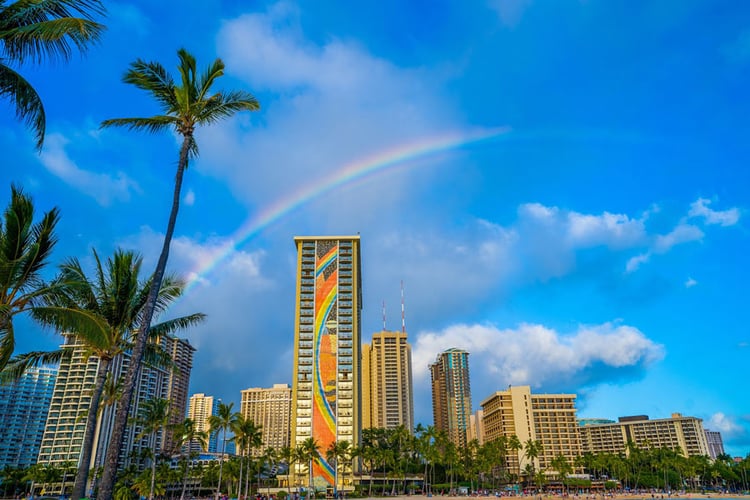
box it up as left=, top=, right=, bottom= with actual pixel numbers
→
left=382, top=300, right=386, bottom=331
left=401, top=280, right=406, bottom=333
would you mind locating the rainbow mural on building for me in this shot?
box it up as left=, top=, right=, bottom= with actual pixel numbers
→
left=312, top=242, right=338, bottom=487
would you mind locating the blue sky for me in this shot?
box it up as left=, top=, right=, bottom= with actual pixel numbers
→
left=3, top=0, right=750, bottom=456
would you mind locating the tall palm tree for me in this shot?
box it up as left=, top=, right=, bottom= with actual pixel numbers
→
left=31, top=248, right=205, bottom=500
left=278, top=445, right=297, bottom=498
left=298, top=437, right=320, bottom=496
left=208, top=401, right=239, bottom=500
left=231, top=414, right=262, bottom=500
left=97, top=48, right=259, bottom=500
left=0, top=0, right=105, bottom=148
left=326, top=440, right=351, bottom=496
left=0, top=185, right=59, bottom=372
left=134, top=398, right=171, bottom=500
left=171, top=418, right=207, bottom=500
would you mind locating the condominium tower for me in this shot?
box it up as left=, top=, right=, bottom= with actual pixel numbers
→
left=240, top=384, right=292, bottom=455
left=0, top=366, right=57, bottom=469
left=362, top=330, right=414, bottom=431
left=481, top=385, right=582, bottom=477
left=430, top=348, right=472, bottom=448
left=38, top=335, right=194, bottom=476
left=291, top=236, right=362, bottom=492
left=578, top=413, right=710, bottom=458
left=188, top=393, right=219, bottom=453
left=705, top=429, right=725, bottom=459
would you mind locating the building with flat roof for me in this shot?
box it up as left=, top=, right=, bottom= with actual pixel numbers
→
left=240, top=384, right=292, bottom=455
left=481, top=385, right=581, bottom=478
left=291, top=236, right=362, bottom=492
left=578, top=413, right=710, bottom=458
left=0, top=365, right=57, bottom=469
left=38, top=334, right=194, bottom=485
left=468, top=409, right=485, bottom=445
left=705, top=430, right=724, bottom=459
left=362, top=330, right=414, bottom=432
left=430, top=348, right=472, bottom=448
left=188, top=393, right=219, bottom=453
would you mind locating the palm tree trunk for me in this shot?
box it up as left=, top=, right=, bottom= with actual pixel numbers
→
left=216, top=432, right=227, bottom=500
left=72, top=357, right=111, bottom=500
left=98, top=135, right=191, bottom=500
left=238, top=454, right=244, bottom=500
left=150, top=454, right=157, bottom=500
left=180, top=457, right=190, bottom=500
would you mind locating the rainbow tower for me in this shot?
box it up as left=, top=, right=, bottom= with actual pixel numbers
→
left=291, top=236, right=362, bottom=493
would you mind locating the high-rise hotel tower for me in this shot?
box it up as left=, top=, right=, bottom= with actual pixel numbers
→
left=362, top=330, right=414, bottom=431
left=291, top=236, right=362, bottom=492
left=430, top=348, right=472, bottom=448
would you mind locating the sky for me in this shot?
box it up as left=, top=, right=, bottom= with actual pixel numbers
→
left=3, top=0, right=750, bottom=456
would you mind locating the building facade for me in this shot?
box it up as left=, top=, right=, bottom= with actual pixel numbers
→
left=38, top=335, right=194, bottom=477
left=0, top=365, right=57, bottom=469
left=468, top=409, right=485, bottom=445
left=578, top=413, right=710, bottom=458
left=291, top=236, right=362, bottom=492
left=162, top=335, right=195, bottom=452
left=240, top=384, right=292, bottom=455
left=188, top=393, right=219, bottom=453
left=430, top=348, right=472, bottom=448
left=705, top=429, right=725, bottom=459
left=481, top=385, right=582, bottom=478
left=361, top=330, right=414, bottom=432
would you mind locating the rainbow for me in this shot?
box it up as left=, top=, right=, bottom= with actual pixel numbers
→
left=184, top=126, right=511, bottom=290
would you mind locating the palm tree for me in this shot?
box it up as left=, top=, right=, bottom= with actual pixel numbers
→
left=208, top=402, right=239, bottom=500
left=0, top=0, right=105, bottom=148
left=97, top=48, right=260, bottom=500
left=171, top=418, right=207, bottom=500
left=298, top=437, right=320, bottom=496
left=0, top=185, right=60, bottom=372
left=231, top=414, right=262, bottom=500
left=134, top=398, right=171, bottom=500
left=279, top=445, right=297, bottom=498
left=326, top=440, right=351, bottom=496
left=31, top=248, right=205, bottom=500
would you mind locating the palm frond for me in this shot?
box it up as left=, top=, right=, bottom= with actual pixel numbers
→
left=3, top=17, right=104, bottom=63
left=100, top=115, right=176, bottom=134
left=0, top=64, right=45, bottom=148
left=29, top=305, right=112, bottom=351
left=196, top=57, right=224, bottom=103
left=150, top=313, right=205, bottom=337
left=123, top=59, right=177, bottom=111
left=0, top=348, right=67, bottom=384
left=197, top=90, right=260, bottom=125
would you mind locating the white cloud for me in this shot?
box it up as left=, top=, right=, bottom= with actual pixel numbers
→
left=688, top=198, right=740, bottom=227
left=411, top=322, right=664, bottom=391
left=488, top=0, right=534, bottom=27
left=626, top=252, right=650, bottom=273
left=653, top=223, right=704, bottom=254
left=39, top=133, right=140, bottom=206
left=707, top=412, right=745, bottom=439
left=184, top=189, right=196, bottom=206
left=685, top=277, right=698, bottom=288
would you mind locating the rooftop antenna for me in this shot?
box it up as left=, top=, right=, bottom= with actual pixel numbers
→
left=382, top=300, right=386, bottom=331
left=401, top=280, right=406, bottom=333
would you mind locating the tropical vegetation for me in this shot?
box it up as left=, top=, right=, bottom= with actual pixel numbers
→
left=96, top=47, right=260, bottom=500
left=0, top=0, right=105, bottom=148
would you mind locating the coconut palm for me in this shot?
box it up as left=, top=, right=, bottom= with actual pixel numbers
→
left=0, top=185, right=59, bottom=372
left=231, top=414, right=262, bottom=500
left=30, top=248, right=205, bottom=500
left=97, top=48, right=259, bottom=500
left=298, top=437, right=320, bottom=495
left=0, top=0, right=105, bottom=148
left=134, top=398, right=171, bottom=500
left=171, top=418, right=207, bottom=500
left=208, top=402, right=239, bottom=500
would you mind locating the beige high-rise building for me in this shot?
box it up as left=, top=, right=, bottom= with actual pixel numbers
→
left=481, top=385, right=581, bottom=478
left=291, top=236, right=362, bottom=492
left=468, top=409, right=485, bottom=445
left=430, top=348, right=472, bottom=448
left=240, top=384, right=292, bottom=455
left=38, top=335, right=194, bottom=480
left=162, top=335, right=195, bottom=452
left=579, top=413, right=710, bottom=458
left=188, top=393, right=219, bottom=452
left=362, top=330, right=414, bottom=431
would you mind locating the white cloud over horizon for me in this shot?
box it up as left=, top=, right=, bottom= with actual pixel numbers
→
left=411, top=321, right=665, bottom=391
